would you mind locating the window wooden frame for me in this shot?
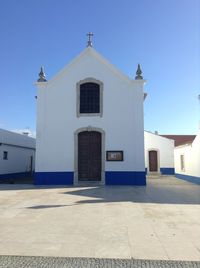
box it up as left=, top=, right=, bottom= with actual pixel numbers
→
left=180, top=154, right=185, bottom=171
left=76, top=78, right=103, bottom=117
left=3, top=151, right=8, bottom=160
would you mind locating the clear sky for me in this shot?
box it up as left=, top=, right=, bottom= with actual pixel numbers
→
left=0, top=0, right=199, bottom=136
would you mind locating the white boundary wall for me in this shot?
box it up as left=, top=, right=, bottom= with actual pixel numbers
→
left=174, top=130, right=200, bottom=179
left=0, top=129, right=35, bottom=176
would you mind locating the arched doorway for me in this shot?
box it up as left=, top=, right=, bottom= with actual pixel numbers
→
left=74, top=127, right=105, bottom=184
left=148, top=150, right=158, bottom=172
left=78, top=131, right=101, bottom=181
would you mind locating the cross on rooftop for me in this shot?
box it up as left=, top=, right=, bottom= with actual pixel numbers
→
left=87, top=32, right=93, bottom=47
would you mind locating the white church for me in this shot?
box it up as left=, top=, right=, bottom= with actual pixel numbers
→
left=35, top=34, right=147, bottom=185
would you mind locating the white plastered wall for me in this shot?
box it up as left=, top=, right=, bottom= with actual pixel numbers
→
left=0, top=128, right=36, bottom=175
left=174, top=130, right=200, bottom=178
left=144, top=131, right=174, bottom=172
left=0, top=145, right=35, bottom=175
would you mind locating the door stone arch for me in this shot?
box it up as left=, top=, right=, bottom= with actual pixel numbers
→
left=74, top=127, right=105, bottom=185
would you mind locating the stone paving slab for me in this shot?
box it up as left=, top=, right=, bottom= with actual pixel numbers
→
left=0, top=256, right=200, bottom=268
left=0, top=176, right=200, bottom=261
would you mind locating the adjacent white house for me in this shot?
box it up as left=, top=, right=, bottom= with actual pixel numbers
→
left=174, top=130, right=200, bottom=184
left=35, top=41, right=147, bottom=185
left=0, top=128, right=35, bottom=180
left=144, top=131, right=175, bottom=175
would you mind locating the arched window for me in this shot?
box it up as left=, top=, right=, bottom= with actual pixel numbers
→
left=76, top=78, right=103, bottom=117
left=80, top=83, right=100, bottom=113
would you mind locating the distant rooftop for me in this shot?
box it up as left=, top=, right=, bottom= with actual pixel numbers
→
left=160, top=135, right=196, bottom=147
left=0, top=128, right=35, bottom=149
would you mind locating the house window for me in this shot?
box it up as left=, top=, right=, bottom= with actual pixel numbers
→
left=77, top=78, right=103, bottom=117
left=180, top=155, right=185, bottom=171
left=3, top=151, right=8, bottom=160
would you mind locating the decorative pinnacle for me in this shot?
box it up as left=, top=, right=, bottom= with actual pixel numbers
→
left=37, top=66, right=47, bottom=82
left=135, top=64, right=143, bottom=80
left=87, top=32, right=93, bottom=47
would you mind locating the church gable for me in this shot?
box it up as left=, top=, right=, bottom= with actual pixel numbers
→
left=36, top=46, right=146, bottom=121
left=42, top=47, right=144, bottom=87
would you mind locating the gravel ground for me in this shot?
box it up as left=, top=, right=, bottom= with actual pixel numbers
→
left=0, top=256, right=200, bottom=268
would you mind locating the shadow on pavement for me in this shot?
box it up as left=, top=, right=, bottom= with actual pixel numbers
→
left=0, top=176, right=200, bottom=205
left=26, top=204, right=72, bottom=209
left=61, top=179, right=200, bottom=205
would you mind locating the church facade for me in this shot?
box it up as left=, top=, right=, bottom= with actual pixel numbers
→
left=35, top=42, right=146, bottom=185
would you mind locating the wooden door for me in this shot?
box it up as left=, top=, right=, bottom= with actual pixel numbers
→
left=149, top=150, right=158, bottom=172
left=78, top=131, right=101, bottom=181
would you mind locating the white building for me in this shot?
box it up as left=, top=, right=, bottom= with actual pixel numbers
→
left=174, top=130, right=200, bottom=183
left=35, top=40, right=147, bottom=185
left=0, top=128, right=35, bottom=180
left=144, top=131, right=175, bottom=175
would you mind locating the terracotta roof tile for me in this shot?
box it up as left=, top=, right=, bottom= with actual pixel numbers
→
left=160, top=135, right=196, bottom=147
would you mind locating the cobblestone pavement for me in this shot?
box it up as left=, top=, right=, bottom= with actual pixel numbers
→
left=0, top=256, right=200, bottom=268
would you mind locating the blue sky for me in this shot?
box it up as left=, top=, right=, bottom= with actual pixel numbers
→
left=0, top=0, right=199, bottom=136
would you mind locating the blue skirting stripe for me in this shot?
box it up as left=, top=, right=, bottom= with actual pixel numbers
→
left=175, top=173, right=200, bottom=185
left=160, top=168, right=175, bottom=175
left=0, top=172, right=30, bottom=181
left=105, top=171, right=146, bottom=185
left=34, top=172, right=73, bottom=185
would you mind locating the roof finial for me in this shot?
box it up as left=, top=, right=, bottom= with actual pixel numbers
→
left=135, top=64, right=143, bottom=80
left=37, top=66, right=47, bottom=82
left=87, top=32, right=93, bottom=47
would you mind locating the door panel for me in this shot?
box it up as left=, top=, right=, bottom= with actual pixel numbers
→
left=149, top=150, right=158, bottom=172
left=78, top=131, right=101, bottom=181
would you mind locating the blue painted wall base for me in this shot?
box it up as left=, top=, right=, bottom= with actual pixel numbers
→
left=145, top=168, right=175, bottom=175
left=0, top=172, right=30, bottom=182
left=175, top=173, right=200, bottom=185
left=34, top=171, right=146, bottom=186
left=34, top=172, right=73, bottom=185
left=160, top=168, right=175, bottom=175
left=105, top=171, right=146, bottom=185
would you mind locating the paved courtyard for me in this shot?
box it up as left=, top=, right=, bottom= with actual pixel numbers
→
left=0, top=176, right=200, bottom=263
